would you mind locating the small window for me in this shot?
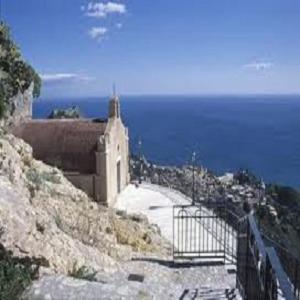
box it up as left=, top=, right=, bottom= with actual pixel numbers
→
left=117, top=145, right=120, bottom=151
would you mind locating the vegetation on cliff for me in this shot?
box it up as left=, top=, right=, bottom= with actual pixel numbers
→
left=0, top=240, right=43, bottom=299
left=0, top=22, right=41, bottom=118
left=234, top=170, right=300, bottom=256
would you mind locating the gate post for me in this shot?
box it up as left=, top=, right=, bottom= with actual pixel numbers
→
left=223, top=201, right=227, bottom=264
left=236, top=216, right=249, bottom=299
left=172, top=205, right=175, bottom=261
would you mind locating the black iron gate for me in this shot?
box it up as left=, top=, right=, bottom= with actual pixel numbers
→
left=173, top=203, right=239, bottom=263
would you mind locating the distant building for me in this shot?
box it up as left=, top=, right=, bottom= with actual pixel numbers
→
left=13, top=96, right=130, bottom=206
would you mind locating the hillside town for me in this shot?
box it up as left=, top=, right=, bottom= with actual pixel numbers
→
left=131, top=156, right=300, bottom=258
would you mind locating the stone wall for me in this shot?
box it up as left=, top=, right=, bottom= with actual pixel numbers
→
left=66, top=173, right=104, bottom=203
left=104, top=116, right=130, bottom=206
left=65, top=174, right=95, bottom=199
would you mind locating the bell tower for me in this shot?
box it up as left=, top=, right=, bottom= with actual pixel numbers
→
left=109, top=83, right=120, bottom=119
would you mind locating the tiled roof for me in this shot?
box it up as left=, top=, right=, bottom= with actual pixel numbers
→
left=13, top=119, right=107, bottom=174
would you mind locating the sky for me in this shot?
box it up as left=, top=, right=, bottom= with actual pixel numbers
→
left=3, top=0, right=300, bottom=97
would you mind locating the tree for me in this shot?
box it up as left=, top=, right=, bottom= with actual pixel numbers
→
left=0, top=22, right=41, bottom=118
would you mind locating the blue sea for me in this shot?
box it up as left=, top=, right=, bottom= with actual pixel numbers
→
left=33, top=95, right=300, bottom=188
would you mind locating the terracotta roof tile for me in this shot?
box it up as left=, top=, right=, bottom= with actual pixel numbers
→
left=13, top=119, right=107, bottom=173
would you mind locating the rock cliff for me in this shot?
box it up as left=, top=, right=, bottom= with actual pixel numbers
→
left=0, top=84, right=33, bottom=130
left=0, top=132, right=170, bottom=277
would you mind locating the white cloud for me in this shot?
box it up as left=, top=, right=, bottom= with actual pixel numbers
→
left=88, top=27, right=108, bottom=41
left=41, top=73, right=92, bottom=83
left=116, top=23, right=123, bottom=29
left=243, top=61, right=274, bottom=71
left=84, top=2, right=126, bottom=18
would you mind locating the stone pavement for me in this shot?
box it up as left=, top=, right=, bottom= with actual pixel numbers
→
left=22, top=258, right=240, bottom=299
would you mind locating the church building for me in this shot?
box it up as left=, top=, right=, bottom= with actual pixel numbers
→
left=13, top=96, right=130, bottom=206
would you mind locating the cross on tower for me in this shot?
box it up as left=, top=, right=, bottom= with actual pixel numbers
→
left=113, top=83, right=117, bottom=98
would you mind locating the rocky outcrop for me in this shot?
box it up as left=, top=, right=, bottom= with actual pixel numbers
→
left=47, top=106, right=81, bottom=119
left=0, top=84, right=33, bottom=130
left=131, top=157, right=260, bottom=215
left=0, top=134, right=170, bottom=276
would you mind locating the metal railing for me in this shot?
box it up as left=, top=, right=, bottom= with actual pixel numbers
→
left=236, top=214, right=296, bottom=300
left=263, top=234, right=300, bottom=299
left=165, top=175, right=299, bottom=300
left=172, top=201, right=299, bottom=299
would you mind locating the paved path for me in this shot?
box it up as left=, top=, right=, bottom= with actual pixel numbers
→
left=116, top=184, right=236, bottom=262
left=116, top=183, right=189, bottom=243
left=23, top=259, right=240, bottom=299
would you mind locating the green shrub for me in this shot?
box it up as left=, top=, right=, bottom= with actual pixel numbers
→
left=0, top=243, right=41, bottom=300
left=0, top=22, right=41, bottom=119
left=267, top=184, right=300, bottom=208
left=41, top=170, right=61, bottom=184
left=68, top=263, right=97, bottom=282
left=26, top=169, right=61, bottom=189
left=26, top=169, right=43, bottom=188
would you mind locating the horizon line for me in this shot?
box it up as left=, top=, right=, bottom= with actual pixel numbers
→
left=39, top=93, right=300, bottom=100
